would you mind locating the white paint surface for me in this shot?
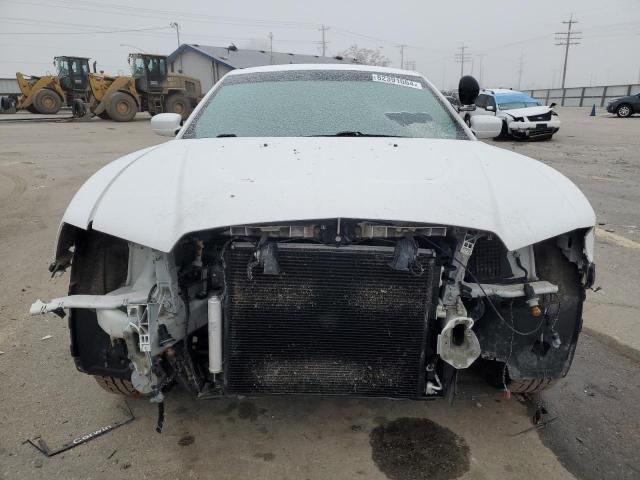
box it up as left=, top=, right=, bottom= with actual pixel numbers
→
left=60, top=136, right=595, bottom=253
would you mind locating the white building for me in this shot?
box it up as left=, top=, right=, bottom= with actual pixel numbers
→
left=167, top=44, right=355, bottom=92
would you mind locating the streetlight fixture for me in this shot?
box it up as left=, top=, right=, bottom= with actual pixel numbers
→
left=170, top=22, right=183, bottom=72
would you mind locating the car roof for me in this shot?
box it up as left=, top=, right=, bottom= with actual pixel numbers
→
left=482, top=88, right=538, bottom=103
left=481, top=88, right=523, bottom=96
left=227, top=63, right=422, bottom=77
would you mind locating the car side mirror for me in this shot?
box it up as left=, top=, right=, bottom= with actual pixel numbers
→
left=549, top=102, right=557, bottom=108
left=151, top=113, right=182, bottom=137
left=469, top=116, right=503, bottom=139
left=458, top=75, right=480, bottom=105
left=485, top=105, right=495, bottom=112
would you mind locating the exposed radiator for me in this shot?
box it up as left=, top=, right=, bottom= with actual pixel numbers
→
left=465, top=237, right=510, bottom=282
left=224, top=243, right=438, bottom=397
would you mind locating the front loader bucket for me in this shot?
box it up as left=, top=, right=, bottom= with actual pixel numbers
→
left=88, top=74, right=138, bottom=121
left=15, top=72, right=64, bottom=113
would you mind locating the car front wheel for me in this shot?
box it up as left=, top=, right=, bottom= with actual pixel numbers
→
left=616, top=104, right=632, bottom=118
left=494, top=120, right=510, bottom=140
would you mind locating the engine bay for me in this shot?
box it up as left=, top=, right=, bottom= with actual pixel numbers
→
left=31, top=219, right=592, bottom=405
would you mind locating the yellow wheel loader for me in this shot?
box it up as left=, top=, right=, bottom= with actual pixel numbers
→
left=14, top=57, right=92, bottom=115
left=88, top=54, right=202, bottom=122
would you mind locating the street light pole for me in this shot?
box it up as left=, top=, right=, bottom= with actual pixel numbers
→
left=170, top=22, right=183, bottom=72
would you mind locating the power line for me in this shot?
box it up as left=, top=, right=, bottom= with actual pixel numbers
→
left=0, top=0, right=320, bottom=29
left=0, top=25, right=171, bottom=35
left=555, top=14, right=582, bottom=88
left=454, top=45, right=471, bottom=77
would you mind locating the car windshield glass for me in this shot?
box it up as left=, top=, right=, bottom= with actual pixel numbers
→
left=497, top=101, right=542, bottom=110
left=183, top=70, right=467, bottom=139
left=494, top=92, right=541, bottom=110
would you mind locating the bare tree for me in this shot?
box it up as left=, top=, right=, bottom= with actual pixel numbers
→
left=338, top=44, right=391, bottom=67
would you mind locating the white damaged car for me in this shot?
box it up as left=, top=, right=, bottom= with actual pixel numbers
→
left=466, top=89, right=560, bottom=140
left=32, top=65, right=595, bottom=408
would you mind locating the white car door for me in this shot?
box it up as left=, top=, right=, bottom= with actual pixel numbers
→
left=470, top=94, right=497, bottom=118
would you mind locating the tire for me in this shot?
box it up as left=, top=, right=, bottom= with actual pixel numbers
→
left=494, top=120, right=510, bottom=140
left=477, top=359, right=558, bottom=393
left=165, top=93, right=192, bottom=120
left=26, top=105, right=39, bottom=114
left=72, top=99, right=86, bottom=118
left=616, top=104, right=632, bottom=118
left=106, top=92, right=137, bottom=122
left=0, top=96, right=11, bottom=111
left=93, top=375, right=141, bottom=398
left=33, top=88, right=62, bottom=114
left=508, top=377, right=557, bottom=393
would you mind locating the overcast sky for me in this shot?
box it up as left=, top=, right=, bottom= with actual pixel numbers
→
left=1, top=0, right=638, bottom=90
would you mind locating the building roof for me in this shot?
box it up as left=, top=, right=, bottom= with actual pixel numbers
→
left=167, top=44, right=357, bottom=70
left=226, top=63, right=421, bottom=76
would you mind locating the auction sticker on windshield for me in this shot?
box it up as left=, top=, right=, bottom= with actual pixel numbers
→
left=371, top=74, right=423, bottom=89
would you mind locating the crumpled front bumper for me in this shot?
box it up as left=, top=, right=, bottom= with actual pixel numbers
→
left=508, top=119, right=561, bottom=136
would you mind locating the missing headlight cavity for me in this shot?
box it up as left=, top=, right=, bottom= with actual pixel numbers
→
left=370, top=417, right=470, bottom=480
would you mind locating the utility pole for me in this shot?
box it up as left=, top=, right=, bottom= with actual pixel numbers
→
left=517, top=52, right=524, bottom=89
left=476, top=54, right=486, bottom=85
left=170, top=22, right=182, bottom=72
left=397, top=44, right=407, bottom=69
left=268, top=32, right=274, bottom=65
left=318, top=25, right=329, bottom=57
left=555, top=15, right=582, bottom=89
left=454, top=45, right=471, bottom=78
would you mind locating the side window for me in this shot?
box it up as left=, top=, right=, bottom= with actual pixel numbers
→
left=486, top=97, right=497, bottom=110
left=475, top=94, right=487, bottom=108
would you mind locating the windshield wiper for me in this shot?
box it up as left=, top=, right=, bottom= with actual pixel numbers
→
left=307, top=131, right=405, bottom=137
left=216, top=133, right=237, bottom=137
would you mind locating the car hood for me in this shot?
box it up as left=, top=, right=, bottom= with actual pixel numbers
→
left=501, top=106, right=551, bottom=118
left=62, top=137, right=595, bottom=253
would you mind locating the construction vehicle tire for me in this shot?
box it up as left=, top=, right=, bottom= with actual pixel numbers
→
left=165, top=93, right=192, bottom=120
left=106, top=92, right=137, bottom=122
left=72, top=99, right=86, bottom=118
left=33, top=89, right=62, bottom=114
